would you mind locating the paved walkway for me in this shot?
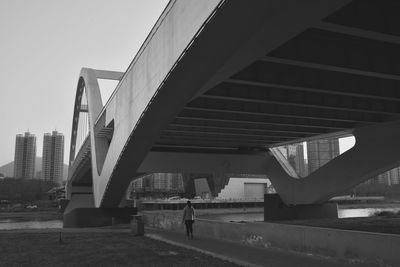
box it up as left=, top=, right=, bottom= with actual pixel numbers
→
left=146, top=228, right=376, bottom=267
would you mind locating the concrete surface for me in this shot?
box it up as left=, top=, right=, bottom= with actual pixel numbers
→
left=146, top=228, right=373, bottom=267
left=63, top=207, right=136, bottom=228
left=68, top=0, right=357, bottom=209
left=143, top=211, right=400, bottom=266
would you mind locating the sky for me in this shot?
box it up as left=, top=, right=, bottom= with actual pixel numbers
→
left=0, top=0, right=169, bottom=166
left=339, top=136, right=355, bottom=154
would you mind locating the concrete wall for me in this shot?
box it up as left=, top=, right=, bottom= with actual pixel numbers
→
left=217, top=178, right=270, bottom=200
left=64, top=207, right=136, bottom=228
left=143, top=211, right=400, bottom=266
left=194, top=178, right=211, bottom=198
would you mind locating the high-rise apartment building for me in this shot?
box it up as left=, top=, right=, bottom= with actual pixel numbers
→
left=14, top=132, right=36, bottom=179
left=388, top=168, right=400, bottom=185
left=307, top=139, right=340, bottom=174
left=367, top=167, right=400, bottom=186
left=276, top=143, right=307, bottom=177
left=42, top=131, right=64, bottom=183
left=130, top=173, right=184, bottom=193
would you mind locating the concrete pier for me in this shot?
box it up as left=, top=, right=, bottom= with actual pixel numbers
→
left=63, top=207, right=136, bottom=228
left=264, top=194, right=338, bottom=221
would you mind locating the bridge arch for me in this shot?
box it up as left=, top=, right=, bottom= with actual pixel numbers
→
left=64, top=0, right=400, bottom=224
left=67, top=68, right=123, bottom=205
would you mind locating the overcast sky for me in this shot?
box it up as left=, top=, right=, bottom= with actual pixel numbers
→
left=0, top=0, right=169, bottom=166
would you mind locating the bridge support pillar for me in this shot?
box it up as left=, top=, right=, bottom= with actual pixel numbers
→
left=63, top=207, right=137, bottom=228
left=267, top=121, right=400, bottom=205
left=63, top=192, right=137, bottom=228
left=264, top=194, right=338, bottom=221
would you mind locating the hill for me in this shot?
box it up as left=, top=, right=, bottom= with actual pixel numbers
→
left=0, top=157, right=68, bottom=180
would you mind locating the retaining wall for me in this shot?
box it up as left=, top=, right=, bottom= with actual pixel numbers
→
left=142, top=211, right=400, bottom=266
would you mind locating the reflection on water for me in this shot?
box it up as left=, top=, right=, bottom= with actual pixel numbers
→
left=200, top=207, right=400, bottom=222
left=1, top=207, right=400, bottom=229
left=338, top=207, right=400, bottom=218
left=0, top=220, right=62, bottom=230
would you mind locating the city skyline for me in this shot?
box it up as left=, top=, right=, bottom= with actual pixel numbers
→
left=0, top=0, right=169, bottom=166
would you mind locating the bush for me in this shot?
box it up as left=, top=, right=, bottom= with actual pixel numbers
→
left=374, top=210, right=396, bottom=217
left=0, top=178, right=56, bottom=202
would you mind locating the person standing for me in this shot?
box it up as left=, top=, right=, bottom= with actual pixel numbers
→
left=182, top=200, right=195, bottom=239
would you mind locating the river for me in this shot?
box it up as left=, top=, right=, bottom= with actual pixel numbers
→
left=199, top=205, right=400, bottom=222
left=0, top=205, right=400, bottom=229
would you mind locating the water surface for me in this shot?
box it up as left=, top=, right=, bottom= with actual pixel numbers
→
left=199, top=206, right=400, bottom=222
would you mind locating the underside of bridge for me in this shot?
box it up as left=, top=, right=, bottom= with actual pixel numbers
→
left=157, top=0, right=400, bottom=153
left=65, top=0, right=400, bottom=226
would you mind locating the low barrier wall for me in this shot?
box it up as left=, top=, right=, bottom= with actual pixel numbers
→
left=142, top=211, right=400, bottom=266
left=141, top=200, right=263, bottom=211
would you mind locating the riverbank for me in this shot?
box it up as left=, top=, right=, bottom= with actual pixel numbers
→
left=145, top=205, right=400, bottom=235
left=1, top=202, right=398, bottom=222
left=0, top=230, right=238, bottom=267
left=0, top=210, right=62, bottom=221
left=2, top=203, right=400, bottom=234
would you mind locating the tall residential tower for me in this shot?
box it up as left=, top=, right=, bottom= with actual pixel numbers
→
left=42, top=131, right=64, bottom=183
left=307, top=139, right=340, bottom=174
left=14, top=132, right=36, bottom=179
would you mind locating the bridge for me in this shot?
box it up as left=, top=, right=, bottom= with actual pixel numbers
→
left=64, top=0, right=400, bottom=227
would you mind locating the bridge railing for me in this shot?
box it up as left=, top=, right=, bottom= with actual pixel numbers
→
left=68, top=135, right=91, bottom=181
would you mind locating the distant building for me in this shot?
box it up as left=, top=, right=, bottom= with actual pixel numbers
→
left=277, top=143, right=307, bottom=177
left=307, top=139, right=340, bottom=174
left=217, top=178, right=270, bottom=200
left=366, top=167, right=400, bottom=186
left=388, top=168, right=400, bottom=185
left=42, top=131, right=64, bottom=184
left=14, top=132, right=36, bottom=179
left=129, top=173, right=184, bottom=195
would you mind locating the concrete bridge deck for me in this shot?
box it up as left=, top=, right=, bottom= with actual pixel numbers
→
left=66, top=0, right=400, bottom=226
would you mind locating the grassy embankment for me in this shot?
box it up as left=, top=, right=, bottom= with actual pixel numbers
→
left=0, top=210, right=62, bottom=221
left=0, top=231, right=238, bottom=267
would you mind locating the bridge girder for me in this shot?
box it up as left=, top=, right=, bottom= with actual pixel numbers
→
left=67, top=0, right=400, bottom=208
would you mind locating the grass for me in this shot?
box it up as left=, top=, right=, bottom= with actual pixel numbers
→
left=0, top=231, right=239, bottom=267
